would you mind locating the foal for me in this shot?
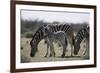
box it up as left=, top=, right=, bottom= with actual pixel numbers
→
left=43, top=25, right=68, bottom=57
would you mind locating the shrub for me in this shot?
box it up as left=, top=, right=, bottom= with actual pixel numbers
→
left=25, top=32, right=33, bottom=38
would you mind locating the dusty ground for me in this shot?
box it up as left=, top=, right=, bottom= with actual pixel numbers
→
left=21, top=37, right=89, bottom=63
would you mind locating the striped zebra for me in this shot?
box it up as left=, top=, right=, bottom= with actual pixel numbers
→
left=30, top=26, right=45, bottom=57
left=43, top=24, right=68, bottom=57
left=74, top=25, right=89, bottom=55
left=30, top=24, right=74, bottom=57
left=48, top=24, right=74, bottom=56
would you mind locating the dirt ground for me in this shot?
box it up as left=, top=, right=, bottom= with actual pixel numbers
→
left=21, top=37, right=89, bottom=63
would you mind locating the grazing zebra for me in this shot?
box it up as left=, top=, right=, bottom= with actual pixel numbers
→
left=43, top=24, right=68, bottom=57
left=74, top=25, right=89, bottom=55
left=30, top=24, right=74, bottom=57
left=30, top=26, right=45, bottom=57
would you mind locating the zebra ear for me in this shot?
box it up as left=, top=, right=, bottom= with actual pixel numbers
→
left=44, top=24, right=48, bottom=27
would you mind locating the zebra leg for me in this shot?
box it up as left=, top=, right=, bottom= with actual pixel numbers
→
left=44, top=43, right=49, bottom=57
left=49, top=43, right=55, bottom=57
left=61, top=42, right=67, bottom=57
left=70, top=41, right=74, bottom=57
left=49, top=47, right=52, bottom=57
left=49, top=49, right=53, bottom=57
left=61, top=35, right=68, bottom=58
left=69, top=36, right=74, bottom=57
left=61, top=47, right=66, bottom=57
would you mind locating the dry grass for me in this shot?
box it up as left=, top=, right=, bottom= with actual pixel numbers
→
left=21, top=37, right=89, bottom=63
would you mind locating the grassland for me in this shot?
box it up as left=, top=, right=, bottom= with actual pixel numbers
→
left=21, top=37, right=89, bottom=63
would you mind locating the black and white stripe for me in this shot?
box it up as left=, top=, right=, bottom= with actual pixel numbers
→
left=74, top=25, right=89, bottom=55
left=30, top=24, right=74, bottom=57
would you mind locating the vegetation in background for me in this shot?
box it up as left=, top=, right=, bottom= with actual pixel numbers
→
left=21, top=19, right=89, bottom=38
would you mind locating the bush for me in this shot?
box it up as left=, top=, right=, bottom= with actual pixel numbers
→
left=25, top=32, right=33, bottom=38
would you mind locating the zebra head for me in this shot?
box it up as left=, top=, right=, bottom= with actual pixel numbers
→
left=30, top=39, right=37, bottom=57
left=42, top=24, right=51, bottom=36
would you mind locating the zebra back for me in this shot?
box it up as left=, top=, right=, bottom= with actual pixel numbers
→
left=49, top=24, right=74, bottom=36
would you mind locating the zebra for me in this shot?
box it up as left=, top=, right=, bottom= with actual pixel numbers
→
left=74, top=24, right=89, bottom=55
left=30, top=26, right=45, bottom=57
left=30, top=24, right=74, bottom=57
left=49, top=24, right=75, bottom=56
left=42, top=24, right=68, bottom=57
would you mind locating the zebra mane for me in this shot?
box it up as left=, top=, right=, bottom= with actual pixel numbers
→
left=30, top=25, right=44, bottom=45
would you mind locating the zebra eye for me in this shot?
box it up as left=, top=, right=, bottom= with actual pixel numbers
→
left=44, top=28, right=47, bottom=31
left=45, top=28, right=47, bottom=31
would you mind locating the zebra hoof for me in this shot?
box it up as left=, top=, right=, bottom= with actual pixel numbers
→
left=49, top=54, right=52, bottom=57
left=44, top=55, right=47, bottom=57
left=49, top=55, right=55, bottom=57
left=61, top=54, right=65, bottom=58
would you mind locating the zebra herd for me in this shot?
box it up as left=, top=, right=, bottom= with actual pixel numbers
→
left=30, top=23, right=89, bottom=58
